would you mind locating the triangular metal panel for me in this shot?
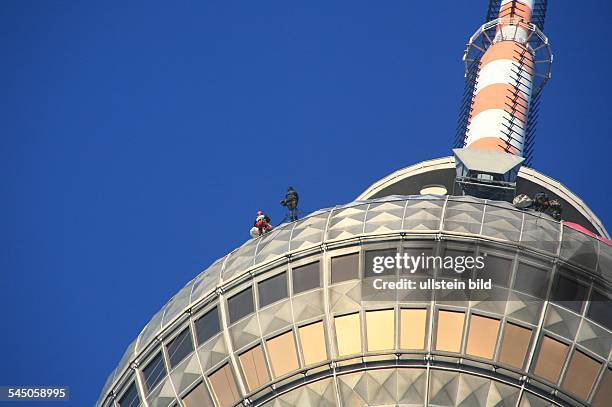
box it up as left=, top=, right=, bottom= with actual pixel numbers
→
left=290, top=213, right=328, bottom=251
left=403, top=200, right=444, bottom=231
left=327, top=205, right=368, bottom=240
left=291, top=289, right=325, bottom=321
left=520, top=214, right=559, bottom=254
left=162, top=283, right=193, bottom=328
left=197, top=334, right=227, bottom=373
left=443, top=202, right=484, bottom=235
left=329, top=280, right=362, bottom=313
left=428, top=369, right=459, bottom=406
left=170, top=354, right=202, bottom=394
left=518, top=391, right=554, bottom=407
left=576, top=320, right=611, bottom=358
left=258, top=299, right=293, bottom=335
left=543, top=304, right=580, bottom=341
left=456, top=374, right=490, bottom=407
left=482, top=206, right=522, bottom=242
left=229, top=314, right=261, bottom=350
left=338, top=371, right=369, bottom=406
left=146, top=379, right=176, bottom=407
left=397, top=368, right=427, bottom=405
left=365, top=201, right=405, bottom=234
left=190, top=257, right=224, bottom=303
left=366, top=369, right=397, bottom=405
left=222, top=238, right=259, bottom=281
left=486, top=380, right=520, bottom=407
left=255, top=227, right=292, bottom=264
left=505, top=292, right=544, bottom=325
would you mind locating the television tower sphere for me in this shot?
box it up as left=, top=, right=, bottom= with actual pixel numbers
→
left=97, top=1, right=611, bottom=406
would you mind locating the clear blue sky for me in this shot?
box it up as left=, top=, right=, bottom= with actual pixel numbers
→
left=1, top=1, right=611, bottom=405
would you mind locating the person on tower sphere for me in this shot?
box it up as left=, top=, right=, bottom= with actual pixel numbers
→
left=252, top=210, right=273, bottom=237
left=280, top=186, right=299, bottom=221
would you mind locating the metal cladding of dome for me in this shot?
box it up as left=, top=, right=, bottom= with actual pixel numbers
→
left=98, top=194, right=612, bottom=407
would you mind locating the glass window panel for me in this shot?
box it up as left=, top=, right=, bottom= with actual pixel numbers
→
left=195, top=307, right=220, bottom=345
left=208, top=364, right=240, bottom=407
left=435, top=310, right=465, bottom=353
left=400, top=309, right=426, bottom=350
left=592, top=368, right=612, bottom=407
left=444, top=246, right=477, bottom=276
left=142, top=351, right=167, bottom=393
left=498, top=323, right=532, bottom=369
left=182, top=381, right=213, bottom=407
left=365, top=249, right=397, bottom=278
left=258, top=272, right=288, bottom=308
left=561, top=350, right=601, bottom=400
left=533, top=336, right=569, bottom=383
left=514, top=261, right=550, bottom=298
left=298, top=321, right=327, bottom=365
left=587, top=291, right=612, bottom=330
left=166, top=327, right=194, bottom=369
left=334, top=313, right=362, bottom=356
left=479, top=252, right=512, bottom=287
left=466, top=315, right=500, bottom=359
left=238, top=345, right=270, bottom=391
left=550, top=272, right=588, bottom=313
left=403, top=246, right=435, bottom=274
left=292, top=262, right=320, bottom=294
left=366, top=309, right=395, bottom=351
left=118, top=382, right=140, bottom=407
left=227, top=287, right=254, bottom=324
left=266, top=331, right=299, bottom=377
left=331, top=253, right=359, bottom=284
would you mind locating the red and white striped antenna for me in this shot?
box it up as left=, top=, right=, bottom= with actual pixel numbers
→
left=456, top=0, right=552, bottom=164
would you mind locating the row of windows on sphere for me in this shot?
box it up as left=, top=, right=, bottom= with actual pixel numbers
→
left=223, top=250, right=610, bottom=330
left=117, top=306, right=611, bottom=406
left=112, top=246, right=610, bottom=406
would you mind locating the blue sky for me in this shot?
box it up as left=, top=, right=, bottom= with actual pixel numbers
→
left=1, top=1, right=611, bottom=405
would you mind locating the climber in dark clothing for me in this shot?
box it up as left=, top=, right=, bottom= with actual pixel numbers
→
left=280, top=186, right=299, bottom=221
